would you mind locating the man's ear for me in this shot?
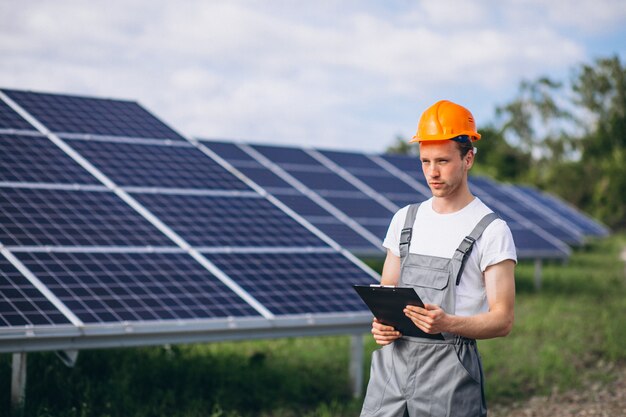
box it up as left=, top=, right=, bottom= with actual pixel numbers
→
left=465, top=149, right=475, bottom=169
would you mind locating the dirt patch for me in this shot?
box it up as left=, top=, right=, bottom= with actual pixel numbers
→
left=490, top=364, right=626, bottom=416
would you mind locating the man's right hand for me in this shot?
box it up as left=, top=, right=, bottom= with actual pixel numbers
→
left=371, top=318, right=402, bottom=345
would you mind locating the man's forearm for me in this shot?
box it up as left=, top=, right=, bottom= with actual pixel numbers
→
left=445, top=309, right=513, bottom=340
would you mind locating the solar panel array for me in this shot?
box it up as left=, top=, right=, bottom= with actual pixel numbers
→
left=205, top=140, right=606, bottom=260
left=0, top=88, right=608, bottom=351
left=0, top=88, right=379, bottom=351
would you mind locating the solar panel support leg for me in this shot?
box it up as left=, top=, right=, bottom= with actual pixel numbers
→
left=534, top=258, right=543, bottom=291
left=11, top=352, right=27, bottom=411
left=349, top=334, right=364, bottom=398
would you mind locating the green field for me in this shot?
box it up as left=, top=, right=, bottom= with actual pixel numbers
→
left=2, top=234, right=625, bottom=417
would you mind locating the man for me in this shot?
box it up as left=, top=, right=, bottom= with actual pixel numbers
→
left=360, top=100, right=516, bottom=417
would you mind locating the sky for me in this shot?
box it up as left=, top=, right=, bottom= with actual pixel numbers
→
left=1, top=0, right=625, bottom=153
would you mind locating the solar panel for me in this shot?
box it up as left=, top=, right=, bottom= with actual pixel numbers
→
left=2, top=89, right=185, bottom=140
left=318, top=149, right=428, bottom=208
left=323, top=195, right=392, bottom=220
left=0, top=134, right=99, bottom=185
left=0, top=255, right=70, bottom=326
left=0, top=87, right=384, bottom=381
left=274, top=194, right=335, bottom=217
left=235, top=166, right=295, bottom=190
left=380, top=154, right=425, bottom=181
left=66, top=138, right=251, bottom=191
left=0, top=99, right=35, bottom=131
left=206, top=252, right=373, bottom=315
left=0, top=187, right=172, bottom=247
left=287, top=169, right=362, bottom=192
left=318, top=150, right=382, bottom=170
left=15, top=252, right=260, bottom=323
left=510, top=185, right=609, bottom=237
left=251, top=144, right=395, bottom=236
left=131, top=192, right=329, bottom=248
left=311, top=223, right=383, bottom=252
left=202, top=140, right=383, bottom=255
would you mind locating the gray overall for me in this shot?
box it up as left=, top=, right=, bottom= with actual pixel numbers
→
left=361, top=203, right=498, bottom=417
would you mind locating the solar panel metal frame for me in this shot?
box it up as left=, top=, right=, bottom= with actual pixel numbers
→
left=0, top=90, right=378, bottom=353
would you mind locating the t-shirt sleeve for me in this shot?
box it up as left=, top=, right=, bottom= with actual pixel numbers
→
left=382, top=206, right=409, bottom=257
left=479, top=219, right=518, bottom=272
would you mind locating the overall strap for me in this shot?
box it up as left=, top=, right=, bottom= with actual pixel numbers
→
left=399, top=203, right=420, bottom=261
left=453, top=212, right=500, bottom=285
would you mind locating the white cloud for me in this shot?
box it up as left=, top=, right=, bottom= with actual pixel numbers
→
left=0, top=0, right=621, bottom=152
left=507, top=0, right=626, bottom=33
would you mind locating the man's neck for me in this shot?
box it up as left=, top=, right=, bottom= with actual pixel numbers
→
left=431, top=189, right=475, bottom=214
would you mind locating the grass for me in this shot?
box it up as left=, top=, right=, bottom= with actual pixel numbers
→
left=1, top=233, right=625, bottom=416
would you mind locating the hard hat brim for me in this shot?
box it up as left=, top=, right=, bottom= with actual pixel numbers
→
left=410, top=132, right=481, bottom=143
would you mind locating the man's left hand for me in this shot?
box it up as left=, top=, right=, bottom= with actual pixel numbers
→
left=404, top=304, right=449, bottom=334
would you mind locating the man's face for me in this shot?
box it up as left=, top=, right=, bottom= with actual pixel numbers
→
left=419, top=140, right=473, bottom=199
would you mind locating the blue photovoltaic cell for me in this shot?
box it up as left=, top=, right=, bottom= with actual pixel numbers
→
left=0, top=187, right=171, bottom=247
left=274, top=194, right=333, bottom=217
left=288, top=170, right=362, bottom=192
left=272, top=194, right=383, bottom=252
left=0, top=256, right=70, bottom=326
left=132, top=193, right=328, bottom=248
left=16, top=252, right=260, bottom=323
left=512, top=185, right=608, bottom=237
left=312, top=222, right=382, bottom=252
left=361, top=224, right=390, bottom=241
left=0, top=134, right=99, bottom=185
left=3, top=89, right=185, bottom=140
left=235, top=166, right=295, bottom=189
left=201, top=140, right=256, bottom=162
left=320, top=149, right=386, bottom=170
left=381, top=154, right=425, bottom=181
left=68, top=139, right=251, bottom=190
left=384, top=194, right=424, bottom=208
left=0, top=99, right=35, bottom=131
left=352, top=173, right=420, bottom=196
left=252, top=144, right=321, bottom=165
left=324, top=195, right=393, bottom=219
left=206, top=252, right=375, bottom=315
left=507, top=225, right=565, bottom=252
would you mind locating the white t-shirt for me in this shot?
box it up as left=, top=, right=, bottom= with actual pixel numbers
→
left=383, top=197, right=517, bottom=317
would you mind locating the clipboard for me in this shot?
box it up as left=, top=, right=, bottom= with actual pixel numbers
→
left=353, top=285, right=444, bottom=340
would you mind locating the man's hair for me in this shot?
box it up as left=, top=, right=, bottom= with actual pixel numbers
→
left=455, top=139, right=474, bottom=158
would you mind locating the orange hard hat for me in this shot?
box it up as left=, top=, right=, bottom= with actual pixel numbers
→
left=410, top=100, right=481, bottom=143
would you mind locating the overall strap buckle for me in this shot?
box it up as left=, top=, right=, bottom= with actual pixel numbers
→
left=399, top=203, right=420, bottom=261
left=453, top=212, right=500, bottom=285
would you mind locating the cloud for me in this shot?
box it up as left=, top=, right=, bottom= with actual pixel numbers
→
left=0, top=0, right=617, bottom=152
left=506, top=0, right=626, bottom=34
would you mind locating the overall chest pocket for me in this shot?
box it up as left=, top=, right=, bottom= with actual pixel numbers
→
left=400, top=257, right=451, bottom=307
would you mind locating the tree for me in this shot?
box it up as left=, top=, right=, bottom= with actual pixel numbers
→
left=471, top=124, right=531, bottom=181
left=494, top=55, right=626, bottom=230
left=571, top=56, right=626, bottom=229
left=385, top=134, right=418, bottom=156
